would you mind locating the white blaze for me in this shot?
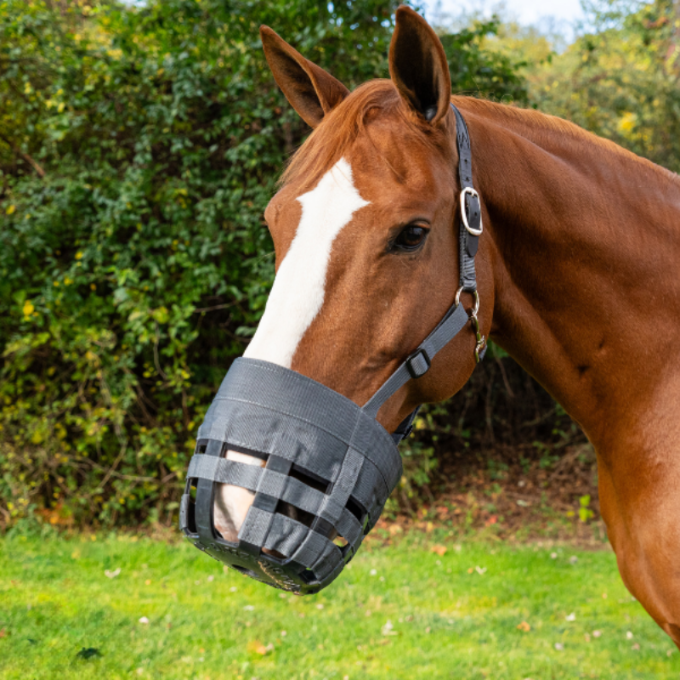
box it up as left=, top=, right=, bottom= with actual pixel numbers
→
left=244, top=157, right=369, bottom=367
left=214, top=158, right=369, bottom=543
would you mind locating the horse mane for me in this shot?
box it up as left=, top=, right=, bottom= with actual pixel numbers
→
left=282, top=80, right=679, bottom=191
left=280, top=80, right=449, bottom=189
left=456, top=96, right=680, bottom=185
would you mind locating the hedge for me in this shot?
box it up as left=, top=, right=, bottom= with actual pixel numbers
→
left=0, top=0, right=528, bottom=527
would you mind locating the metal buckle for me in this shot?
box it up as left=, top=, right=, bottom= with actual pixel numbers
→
left=470, top=313, right=487, bottom=363
left=455, top=287, right=480, bottom=315
left=455, top=287, right=486, bottom=364
left=405, top=348, right=431, bottom=379
left=460, top=187, right=483, bottom=236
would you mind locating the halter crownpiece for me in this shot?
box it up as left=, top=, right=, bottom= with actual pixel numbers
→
left=179, top=104, right=486, bottom=594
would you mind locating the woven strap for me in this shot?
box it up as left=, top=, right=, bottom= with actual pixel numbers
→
left=363, top=104, right=484, bottom=423
left=452, top=104, right=482, bottom=292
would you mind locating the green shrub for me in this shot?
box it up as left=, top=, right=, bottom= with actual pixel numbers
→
left=0, top=0, right=527, bottom=527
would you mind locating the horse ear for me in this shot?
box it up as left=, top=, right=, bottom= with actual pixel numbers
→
left=260, top=26, right=350, bottom=129
left=389, top=6, right=451, bottom=125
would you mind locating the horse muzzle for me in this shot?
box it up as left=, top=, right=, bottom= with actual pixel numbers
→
left=179, top=358, right=402, bottom=594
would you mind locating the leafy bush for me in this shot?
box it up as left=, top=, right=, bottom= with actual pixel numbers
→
left=529, top=0, right=680, bottom=172
left=0, top=0, right=528, bottom=527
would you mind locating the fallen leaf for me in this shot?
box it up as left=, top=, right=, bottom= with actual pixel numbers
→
left=388, top=524, right=403, bottom=536
left=565, top=613, right=576, bottom=622
left=431, top=545, right=447, bottom=556
left=475, top=566, right=487, bottom=575
left=248, top=640, right=274, bottom=656
left=631, top=643, right=640, bottom=651
left=138, top=616, right=149, bottom=624
left=593, top=630, right=602, bottom=638
left=104, top=568, right=121, bottom=579
left=554, top=642, right=564, bottom=651
left=484, top=515, right=498, bottom=527
left=517, top=621, right=531, bottom=632
left=0, top=629, right=8, bottom=638
left=381, top=620, right=397, bottom=636
left=626, top=631, right=634, bottom=639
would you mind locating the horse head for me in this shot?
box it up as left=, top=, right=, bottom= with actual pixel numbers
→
left=183, top=6, right=493, bottom=593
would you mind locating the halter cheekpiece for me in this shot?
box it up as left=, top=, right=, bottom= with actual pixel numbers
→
left=179, top=104, right=486, bottom=594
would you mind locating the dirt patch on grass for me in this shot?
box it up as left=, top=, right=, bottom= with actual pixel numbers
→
left=380, top=441, right=606, bottom=548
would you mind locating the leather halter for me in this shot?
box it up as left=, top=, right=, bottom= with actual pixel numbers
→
left=367, top=103, right=486, bottom=442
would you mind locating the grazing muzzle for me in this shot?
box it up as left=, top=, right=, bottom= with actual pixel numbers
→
left=180, top=358, right=403, bottom=594
left=179, top=104, right=484, bottom=594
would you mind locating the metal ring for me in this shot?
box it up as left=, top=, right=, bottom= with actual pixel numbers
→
left=455, top=287, right=480, bottom=316
left=460, top=187, right=483, bottom=236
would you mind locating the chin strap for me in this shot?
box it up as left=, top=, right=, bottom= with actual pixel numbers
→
left=367, top=104, right=487, bottom=444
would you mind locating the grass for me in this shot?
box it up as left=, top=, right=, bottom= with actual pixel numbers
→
left=0, top=528, right=677, bottom=679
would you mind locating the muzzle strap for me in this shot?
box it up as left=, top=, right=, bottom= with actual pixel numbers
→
left=362, top=301, right=470, bottom=418
left=452, top=103, right=482, bottom=293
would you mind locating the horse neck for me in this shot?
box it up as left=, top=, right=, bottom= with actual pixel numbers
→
left=461, top=100, right=680, bottom=448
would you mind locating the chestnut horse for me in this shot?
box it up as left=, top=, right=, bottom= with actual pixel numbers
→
left=215, top=6, right=680, bottom=645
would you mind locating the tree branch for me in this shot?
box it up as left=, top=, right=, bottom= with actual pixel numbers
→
left=0, top=133, right=45, bottom=178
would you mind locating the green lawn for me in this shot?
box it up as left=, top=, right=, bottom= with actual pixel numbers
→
left=0, top=529, right=677, bottom=679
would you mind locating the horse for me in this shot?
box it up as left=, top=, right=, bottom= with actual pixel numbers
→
left=212, top=5, right=680, bottom=645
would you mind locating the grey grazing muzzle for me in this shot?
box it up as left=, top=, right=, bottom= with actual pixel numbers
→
left=179, top=104, right=485, bottom=594
left=180, top=358, right=403, bottom=594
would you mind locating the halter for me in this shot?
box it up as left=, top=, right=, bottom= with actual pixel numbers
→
left=179, top=104, right=485, bottom=594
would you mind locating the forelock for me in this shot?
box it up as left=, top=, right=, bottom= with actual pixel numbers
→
left=280, top=80, right=451, bottom=190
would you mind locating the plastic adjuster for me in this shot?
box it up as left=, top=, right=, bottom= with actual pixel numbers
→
left=405, top=348, right=431, bottom=379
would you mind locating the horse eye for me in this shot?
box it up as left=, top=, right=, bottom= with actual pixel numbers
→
left=393, top=225, right=429, bottom=251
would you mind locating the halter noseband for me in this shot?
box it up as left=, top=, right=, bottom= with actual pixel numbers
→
left=179, top=104, right=485, bottom=594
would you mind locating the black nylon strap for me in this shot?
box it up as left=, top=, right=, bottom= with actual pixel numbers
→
left=391, top=405, right=421, bottom=444
left=451, top=104, right=482, bottom=292
left=362, top=104, right=485, bottom=425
